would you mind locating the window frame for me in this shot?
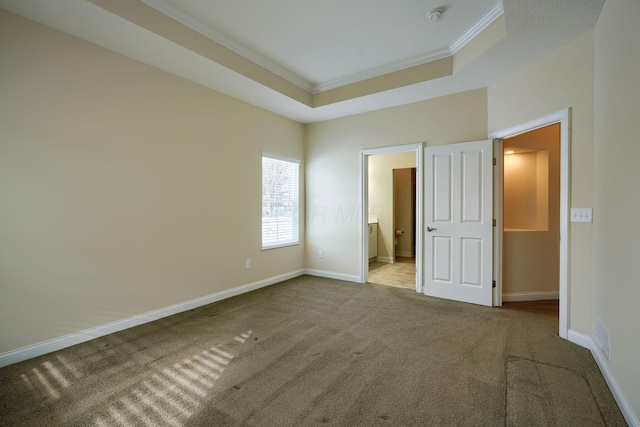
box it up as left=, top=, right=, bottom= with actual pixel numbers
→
left=261, top=152, right=301, bottom=250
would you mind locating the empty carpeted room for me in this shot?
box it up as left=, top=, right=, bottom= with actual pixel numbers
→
left=1, top=0, right=639, bottom=426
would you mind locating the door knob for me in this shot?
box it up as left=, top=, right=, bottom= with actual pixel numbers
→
left=427, top=226, right=437, bottom=232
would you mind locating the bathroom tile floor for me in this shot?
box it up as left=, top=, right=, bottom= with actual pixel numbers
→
left=368, top=257, right=416, bottom=290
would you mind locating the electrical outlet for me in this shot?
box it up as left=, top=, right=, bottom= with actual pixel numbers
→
left=318, top=250, right=323, bottom=258
left=245, top=259, right=251, bottom=269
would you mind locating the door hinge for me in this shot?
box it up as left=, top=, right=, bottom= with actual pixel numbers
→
left=492, top=280, right=496, bottom=288
left=493, top=158, right=497, bottom=166
left=493, top=219, right=496, bottom=227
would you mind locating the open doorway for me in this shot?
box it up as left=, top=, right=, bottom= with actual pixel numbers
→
left=502, top=123, right=560, bottom=302
left=360, top=144, right=424, bottom=292
left=490, top=108, right=570, bottom=339
left=368, top=164, right=417, bottom=289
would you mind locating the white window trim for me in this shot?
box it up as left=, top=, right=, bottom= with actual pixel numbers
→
left=261, top=241, right=300, bottom=251
left=262, top=152, right=301, bottom=165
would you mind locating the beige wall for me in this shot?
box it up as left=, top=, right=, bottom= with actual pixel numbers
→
left=488, top=31, right=595, bottom=335
left=394, top=168, right=415, bottom=257
left=0, top=10, right=304, bottom=354
left=305, top=89, right=487, bottom=277
left=367, top=152, right=415, bottom=261
left=3, top=5, right=639, bottom=419
left=504, top=152, right=541, bottom=230
left=593, top=0, right=640, bottom=418
left=502, top=125, right=560, bottom=296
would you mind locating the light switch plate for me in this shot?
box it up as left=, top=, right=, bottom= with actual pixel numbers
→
left=571, top=208, right=593, bottom=223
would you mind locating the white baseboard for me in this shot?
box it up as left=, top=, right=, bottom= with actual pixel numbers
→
left=0, top=269, right=305, bottom=368
left=502, top=291, right=559, bottom=302
left=395, top=251, right=413, bottom=258
left=566, top=329, right=593, bottom=349
left=567, top=329, right=639, bottom=427
left=304, top=269, right=361, bottom=283
left=375, top=256, right=394, bottom=264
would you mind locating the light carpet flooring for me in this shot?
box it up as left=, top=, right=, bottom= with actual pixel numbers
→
left=0, top=276, right=627, bottom=426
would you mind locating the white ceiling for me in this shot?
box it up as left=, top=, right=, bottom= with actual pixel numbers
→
left=146, top=0, right=498, bottom=88
left=0, top=0, right=605, bottom=123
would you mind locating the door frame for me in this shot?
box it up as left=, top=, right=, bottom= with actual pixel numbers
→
left=360, top=143, right=424, bottom=291
left=489, top=108, right=570, bottom=339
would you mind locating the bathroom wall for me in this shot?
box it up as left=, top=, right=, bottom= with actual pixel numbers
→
left=393, top=168, right=415, bottom=257
left=368, top=152, right=416, bottom=262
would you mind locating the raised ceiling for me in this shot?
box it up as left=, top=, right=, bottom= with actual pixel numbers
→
left=143, top=0, right=500, bottom=89
left=0, top=0, right=604, bottom=123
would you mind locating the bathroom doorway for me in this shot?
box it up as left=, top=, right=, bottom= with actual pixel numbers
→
left=367, top=155, right=416, bottom=289
left=361, top=144, right=423, bottom=291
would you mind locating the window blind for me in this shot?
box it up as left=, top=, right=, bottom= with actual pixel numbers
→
left=262, top=154, right=299, bottom=248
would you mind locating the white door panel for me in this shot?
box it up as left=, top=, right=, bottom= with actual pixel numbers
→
left=424, top=140, right=493, bottom=306
left=433, top=154, right=452, bottom=222
left=433, top=236, right=452, bottom=282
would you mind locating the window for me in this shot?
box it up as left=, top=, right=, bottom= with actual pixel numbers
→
left=262, top=154, right=300, bottom=248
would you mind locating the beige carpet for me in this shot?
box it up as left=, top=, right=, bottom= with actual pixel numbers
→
left=507, top=357, right=609, bottom=426
left=368, top=256, right=416, bottom=289
left=0, top=277, right=627, bottom=426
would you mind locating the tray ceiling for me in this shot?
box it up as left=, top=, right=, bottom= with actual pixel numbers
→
left=0, top=0, right=604, bottom=122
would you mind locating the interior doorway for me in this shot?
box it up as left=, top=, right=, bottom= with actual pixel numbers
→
left=501, top=123, right=561, bottom=302
left=360, top=144, right=424, bottom=292
left=490, top=108, right=570, bottom=339
left=367, top=165, right=417, bottom=289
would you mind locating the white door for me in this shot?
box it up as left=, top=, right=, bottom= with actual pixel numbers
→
left=424, top=140, right=493, bottom=306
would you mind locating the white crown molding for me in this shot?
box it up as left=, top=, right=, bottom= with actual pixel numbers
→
left=140, top=0, right=503, bottom=95
left=449, top=1, right=504, bottom=54
left=312, top=46, right=452, bottom=94
left=140, top=0, right=314, bottom=92
left=314, top=1, right=505, bottom=93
